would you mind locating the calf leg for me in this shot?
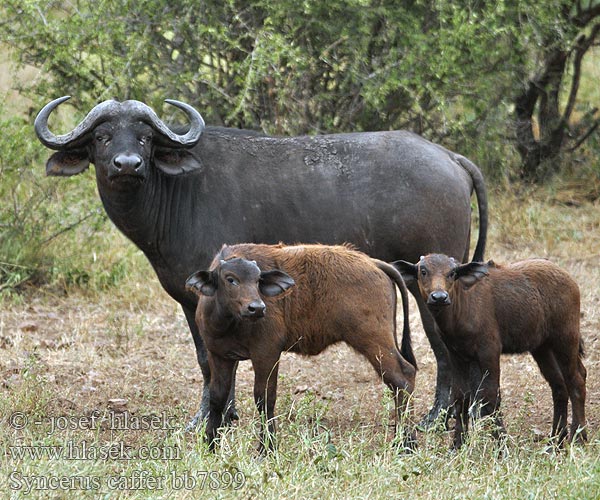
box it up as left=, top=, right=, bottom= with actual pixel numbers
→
left=354, top=340, right=416, bottom=449
left=251, top=356, right=281, bottom=454
left=411, top=288, right=452, bottom=427
left=531, top=346, right=569, bottom=444
left=471, top=356, right=505, bottom=440
left=205, top=352, right=236, bottom=451
left=573, top=355, right=588, bottom=442
left=452, top=391, right=470, bottom=449
left=449, top=353, right=471, bottom=449
left=182, top=306, right=238, bottom=431
left=552, top=342, right=587, bottom=443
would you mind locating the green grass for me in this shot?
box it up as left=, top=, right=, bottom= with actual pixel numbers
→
left=1, top=379, right=599, bottom=500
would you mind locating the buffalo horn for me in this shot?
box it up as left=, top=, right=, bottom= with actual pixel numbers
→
left=34, top=96, right=120, bottom=150
left=35, top=97, right=205, bottom=150
left=134, top=99, right=205, bottom=147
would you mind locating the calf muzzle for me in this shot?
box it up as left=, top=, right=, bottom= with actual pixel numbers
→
left=428, top=290, right=451, bottom=306
left=241, top=300, right=266, bottom=320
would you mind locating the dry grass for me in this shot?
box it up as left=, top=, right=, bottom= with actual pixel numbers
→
left=1, top=188, right=600, bottom=498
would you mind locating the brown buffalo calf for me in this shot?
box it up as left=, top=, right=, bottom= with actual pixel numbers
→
left=394, top=254, right=586, bottom=449
left=186, top=243, right=417, bottom=453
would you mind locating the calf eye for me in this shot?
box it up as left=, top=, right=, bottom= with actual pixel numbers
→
left=226, top=276, right=238, bottom=286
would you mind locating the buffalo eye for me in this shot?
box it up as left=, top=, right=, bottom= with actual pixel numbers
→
left=138, top=134, right=152, bottom=146
left=95, top=134, right=110, bottom=145
left=420, top=268, right=427, bottom=277
left=226, top=276, right=239, bottom=286
left=448, top=269, right=457, bottom=280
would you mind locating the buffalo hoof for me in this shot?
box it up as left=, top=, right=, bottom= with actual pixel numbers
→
left=185, top=404, right=239, bottom=432
left=184, top=411, right=203, bottom=433
left=225, top=405, right=240, bottom=423
left=395, top=430, right=418, bottom=453
left=418, top=401, right=452, bottom=431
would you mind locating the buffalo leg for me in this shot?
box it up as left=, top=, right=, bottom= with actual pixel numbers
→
left=411, top=286, right=452, bottom=427
left=205, top=352, right=236, bottom=451
left=251, top=356, right=281, bottom=454
left=182, top=305, right=238, bottom=431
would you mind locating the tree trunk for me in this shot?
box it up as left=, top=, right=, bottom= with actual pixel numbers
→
left=513, top=48, right=568, bottom=182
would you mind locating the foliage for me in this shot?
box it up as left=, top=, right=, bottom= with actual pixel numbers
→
left=0, top=1, right=598, bottom=177
left=513, top=1, right=600, bottom=181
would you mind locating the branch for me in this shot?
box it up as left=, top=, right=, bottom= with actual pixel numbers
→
left=571, top=2, right=600, bottom=27
left=562, top=23, right=600, bottom=125
left=40, top=209, right=103, bottom=246
left=568, top=118, right=600, bottom=152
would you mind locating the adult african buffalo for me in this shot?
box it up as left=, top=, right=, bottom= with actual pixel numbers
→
left=35, top=96, right=488, bottom=428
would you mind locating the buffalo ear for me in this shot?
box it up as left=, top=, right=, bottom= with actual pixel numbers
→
left=185, top=270, right=217, bottom=297
left=456, top=262, right=489, bottom=289
left=154, top=148, right=203, bottom=176
left=259, top=270, right=295, bottom=297
left=46, top=150, right=90, bottom=176
left=391, top=260, right=418, bottom=285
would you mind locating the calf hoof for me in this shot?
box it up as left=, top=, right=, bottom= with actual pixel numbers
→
left=571, top=426, right=587, bottom=444
left=256, top=432, right=277, bottom=457
left=395, top=430, right=418, bottom=453
left=256, top=442, right=276, bottom=458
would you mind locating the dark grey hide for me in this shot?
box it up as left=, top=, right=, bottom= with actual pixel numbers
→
left=35, top=96, right=488, bottom=428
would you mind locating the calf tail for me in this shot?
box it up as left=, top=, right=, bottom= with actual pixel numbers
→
left=456, top=155, right=488, bottom=263
left=579, top=338, right=585, bottom=358
left=373, top=260, right=417, bottom=370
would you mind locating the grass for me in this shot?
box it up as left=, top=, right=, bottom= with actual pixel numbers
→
left=2, top=386, right=599, bottom=499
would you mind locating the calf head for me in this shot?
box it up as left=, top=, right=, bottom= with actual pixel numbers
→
left=186, top=258, right=295, bottom=321
left=35, top=96, right=205, bottom=192
left=393, top=254, right=489, bottom=307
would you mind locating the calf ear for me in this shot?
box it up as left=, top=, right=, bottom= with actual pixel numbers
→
left=391, top=260, right=417, bottom=285
left=455, top=262, right=489, bottom=289
left=259, top=270, right=295, bottom=297
left=154, top=148, right=203, bottom=176
left=46, top=150, right=90, bottom=176
left=185, top=270, right=217, bottom=297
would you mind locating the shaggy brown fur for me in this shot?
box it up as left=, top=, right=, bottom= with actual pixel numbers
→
left=187, top=243, right=416, bottom=453
left=394, top=254, right=586, bottom=449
